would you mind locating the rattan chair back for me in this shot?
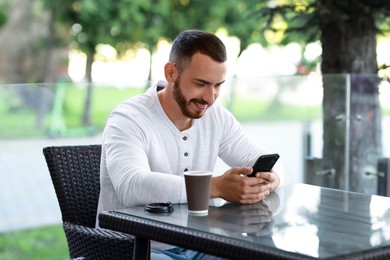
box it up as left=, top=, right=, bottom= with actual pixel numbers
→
left=44, top=145, right=101, bottom=226
left=43, top=144, right=134, bottom=259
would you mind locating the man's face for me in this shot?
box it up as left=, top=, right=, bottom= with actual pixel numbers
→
left=172, top=53, right=227, bottom=119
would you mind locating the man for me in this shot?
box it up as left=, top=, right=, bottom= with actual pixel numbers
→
left=97, top=29, right=283, bottom=259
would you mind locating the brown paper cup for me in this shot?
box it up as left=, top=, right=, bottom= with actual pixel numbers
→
left=184, top=171, right=212, bottom=216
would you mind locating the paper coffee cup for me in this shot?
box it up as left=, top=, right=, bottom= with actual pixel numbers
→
left=184, top=171, right=212, bottom=215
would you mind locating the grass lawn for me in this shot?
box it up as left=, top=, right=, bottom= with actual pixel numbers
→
left=222, top=96, right=322, bottom=122
left=62, top=84, right=145, bottom=130
left=0, top=84, right=325, bottom=138
left=0, top=225, right=69, bottom=260
left=0, top=84, right=145, bottom=138
left=1, top=82, right=389, bottom=139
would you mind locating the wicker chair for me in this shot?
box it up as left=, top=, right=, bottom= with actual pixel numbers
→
left=43, top=145, right=134, bottom=259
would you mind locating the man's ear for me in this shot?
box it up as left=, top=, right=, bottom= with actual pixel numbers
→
left=164, top=62, right=175, bottom=82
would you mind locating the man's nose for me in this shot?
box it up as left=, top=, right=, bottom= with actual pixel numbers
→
left=203, top=86, right=217, bottom=104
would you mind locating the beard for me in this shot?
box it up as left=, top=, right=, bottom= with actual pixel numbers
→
left=172, top=76, right=209, bottom=119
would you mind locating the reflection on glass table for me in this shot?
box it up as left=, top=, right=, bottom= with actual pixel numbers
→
left=100, top=184, right=390, bottom=259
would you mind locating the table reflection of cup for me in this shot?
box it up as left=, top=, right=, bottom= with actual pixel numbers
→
left=184, top=171, right=212, bottom=216
left=187, top=214, right=209, bottom=231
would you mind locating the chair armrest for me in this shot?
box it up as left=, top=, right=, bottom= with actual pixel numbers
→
left=63, top=222, right=134, bottom=260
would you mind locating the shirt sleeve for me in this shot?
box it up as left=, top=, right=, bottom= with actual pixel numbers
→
left=215, top=104, right=285, bottom=187
left=103, top=110, right=187, bottom=207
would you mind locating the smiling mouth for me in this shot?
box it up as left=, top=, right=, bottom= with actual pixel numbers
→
left=195, top=102, right=207, bottom=110
left=192, top=100, right=208, bottom=111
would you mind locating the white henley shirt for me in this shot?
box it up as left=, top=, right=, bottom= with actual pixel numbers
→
left=97, top=83, right=283, bottom=218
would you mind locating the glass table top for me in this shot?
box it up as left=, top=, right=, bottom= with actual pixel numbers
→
left=114, top=184, right=390, bottom=259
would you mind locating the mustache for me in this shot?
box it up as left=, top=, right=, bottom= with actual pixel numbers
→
left=191, top=98, right=208, bottom=106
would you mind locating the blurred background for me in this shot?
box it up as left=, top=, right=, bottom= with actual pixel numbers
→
left=1, top=0, right=390, bottom=258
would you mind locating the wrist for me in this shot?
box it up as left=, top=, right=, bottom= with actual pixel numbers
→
left=271, top=172, right=280, bottom=191
left=210, top=176, right=221, bottom=198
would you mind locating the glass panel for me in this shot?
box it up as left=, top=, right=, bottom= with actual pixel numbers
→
left=216, top=75, right=325, bottom=186
left=377, top=77, right=390, bottom=196
left=0, top=82, right=145, bottom=139
left=0, top=83, right=55, bottom=138
left=1, top=77, right=387, bottom=192
left=347, top=74, right=382, bottom=194
left=380, top=78, right=390, bottom=158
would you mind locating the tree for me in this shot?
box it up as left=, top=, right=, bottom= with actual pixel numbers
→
left=115, top=0, right=261, bottom=87
left=41, top=0, right=142, bottom=125
left=0, top=0, right=53, bottom=83
left=109, top=0, right=172, bottom=87
left=40, top=0, right=282, bottom=125
left=252, top=0, right=390, bottom=194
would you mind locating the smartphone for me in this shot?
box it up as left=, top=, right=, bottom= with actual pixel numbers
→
left=248, top=153, right=280, bottom=177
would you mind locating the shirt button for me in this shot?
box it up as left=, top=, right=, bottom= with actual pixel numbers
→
left=184, top=168, right=188, bottom=172
left=183, top=136, right=187, bottom=140
left=184, top=152, right=189, bottom=156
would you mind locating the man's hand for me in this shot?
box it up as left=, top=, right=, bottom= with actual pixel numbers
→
left=208, top=202, right=275, bottom=236
left=252, top=170, right=280, bottom=192
left=210, top=167, right=279, bottom=204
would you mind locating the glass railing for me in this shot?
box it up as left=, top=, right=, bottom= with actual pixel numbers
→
left=0, top=82, right=146, bottom=138
left=0, top=74, right=389, bottom=192
left=217, top=74, right=390, bottom=196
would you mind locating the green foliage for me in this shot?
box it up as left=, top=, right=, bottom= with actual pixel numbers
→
left=0, top=1, right=9, bottom=28
left=39, top=0, right=280, bottom=60
left=151, top=0, right=269, bottom=55
left=222, top=0, right=272, bottom=51
left=251, top=0, right=390, bottom=46
left=0, top=11, right=6, bottom=28
left=0, top=225, right=69, bottom=260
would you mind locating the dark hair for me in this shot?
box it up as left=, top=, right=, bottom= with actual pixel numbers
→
left=169, top=29, right=227, bottom=71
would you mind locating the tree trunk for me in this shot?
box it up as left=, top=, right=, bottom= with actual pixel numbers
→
left=43, top=6, right=55, bottom=83
left=82, top=51, right=94, bottom=126
left=320, top=14, right=382, bottom=194
left=144, top=45, right=153, bottom=90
